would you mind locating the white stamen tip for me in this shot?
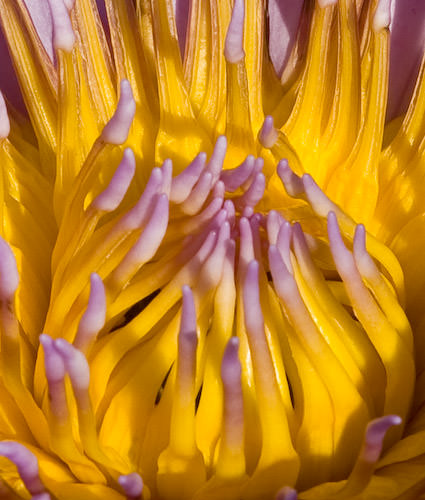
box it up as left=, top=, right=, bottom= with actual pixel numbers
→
left=318, top=0, right=338, bottom=7
left=373, top=0, right=391, bottom=31
left=118, top=473, right=144, bottom=498
left=48, top=0, right=76, bottom=52
left=224, top=0, right=245, bottom=63
left=0, top=237, right=19, bottom=300
left=101, top=80, right=136, bottom=145
left=259, top=116, right=278, bottom=148
left=0, top=92, right=10, bottom=139
left=92, top=148, right=136, bottom=211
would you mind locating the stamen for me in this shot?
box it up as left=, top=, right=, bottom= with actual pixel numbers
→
left=373, top=0, right=391, bottom=32
left=170, top=153, right=207, bottom=203
left=160, top=159, right=173, bottom=197
left=277, top=160, right=304, bottom=197
left=215, top=336, right=245, bottom=478
left=39, top=334, right=67, bottom=419
left=0, top=237, right=19, bottom=301
left=180, top=171, right=213, bottom=215
left=101, top=80, right=136, bottom=145
left=224, top=0, right=245, bottom=63
left=54, top=338, right=90, bottom=393
left=108, top=193, right=169, bottom=289
left=207, top=136, right=227, bottom=184
left=276, top=221, right=293, bottom=272
left=121, top=168, right=163, bottom=231
left=47, top=0, right=76, bottom=52
left=73, top=273, right=106, bottom=353
left=239, top=217, right=255, bottom=274
left=213, top=180, right=225, bottom=199
left=302, top=174, right=336, bottom=217
left=118, top=473, right=144, bottom=500
left=259, top=116, right=278, bottom=148
left=91, top=148, right=136, bottom=212
left=275, top=486, right=298, bottom=500
left=0, top=442, right=45, bottom=495
left=236, top=172, right=265, bottom=209
left=317, top=0, right=338, bottom=8
left=220, top=155, right=255, bottom=192
left=341, top=415, right=401, bottom=495
left=0, top=92, right=10, bottom=139
left=157, top=287, right=206, bottom=498
left=267, top=211, right=284, bottom=246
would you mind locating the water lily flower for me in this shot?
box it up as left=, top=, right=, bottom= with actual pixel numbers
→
left=0, top=0, right=425, bottom=499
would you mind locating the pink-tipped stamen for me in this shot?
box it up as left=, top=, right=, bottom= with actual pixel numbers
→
left=259, top=116, right=278, bottom=148
left=118, top=473, right=144, bottom=499
left=277, top=160, right=304, bottom=197
left=73, top=273, right=106, bottom=353
left=170, top=153, right=207, bottom=203
left=224, top=0, right=245, bottom=63
left=220, top=155, right=255, bottom=192
left=0, top=442, right=45, bottom=495
left=101, top=80, right=136, bottom=145
left=47, top=0, right=75, bottom=52
left=92, top=148, right=136, bottom=212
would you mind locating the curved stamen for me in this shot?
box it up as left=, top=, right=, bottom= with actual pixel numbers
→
left=267, top=211, right=284, bottom=246
left=0, top=92, right=10, bottom=140
left=170, top=153, right=207, bottom=203
left=341, top=415, right=401, bottom=495
left=101, top=80, right=136, bottom=145
left=224, top=0, right=245, bottom=64
left=277, top=160, right=304, bottom=197
left=0, top=442, right=45, bottom=496
left=180, top=171, right=213, bottom=215
left=91, top=148, right=136, bottom=212
left=236, top=172, right=266, bottom=209
left=207, top=136, right=227, bottom=184
left=259, top=116, right=278, bottom=148
left=118, top=472, right=144, bottom=500
left=47, top=0, right=75, bottom=52
left=73, top=273, right=106, bottom=353
left=160, top=159, right=173, bottom=197
left=54, top=338, right=90, bottom=394
left=220, top=155, right=255, bottom=192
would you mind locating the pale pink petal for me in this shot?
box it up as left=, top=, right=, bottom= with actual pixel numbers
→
left=388, top=0, right=425, bottom=119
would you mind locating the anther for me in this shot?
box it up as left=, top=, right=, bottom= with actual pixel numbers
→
left=259, top=116, right=278, bottom=148
left=48, top=0, right=76, bottom=52
left=160, top=159, right=173, bottom=197
left=224, top=0, right=245, bottom=63
left=101, top=80, right=136, bottom=145
left=0, top=92, right=10, bottom=139
left=92, top=148, right=136, bottom=212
